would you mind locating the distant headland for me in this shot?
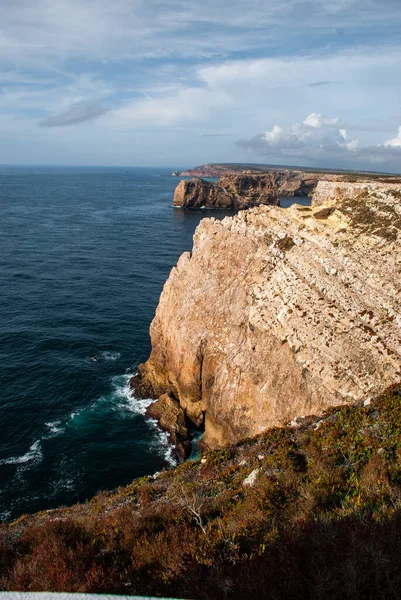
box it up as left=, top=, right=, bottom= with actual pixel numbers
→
left=171, top=163, right=401, bottom=209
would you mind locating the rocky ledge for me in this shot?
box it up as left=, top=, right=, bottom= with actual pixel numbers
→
left=132, top=181, right=401, bottom=449
left=173, top=174, right=280, bottom=209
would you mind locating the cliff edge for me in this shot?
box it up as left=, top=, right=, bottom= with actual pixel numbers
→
left=133, top=181, right=401, bottom=448
left=173, top=174, right=280, bottom=209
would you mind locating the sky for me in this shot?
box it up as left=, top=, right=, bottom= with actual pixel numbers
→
left=0, top=0, right=401, bottom=171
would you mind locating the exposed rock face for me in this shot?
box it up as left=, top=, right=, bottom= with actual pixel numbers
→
left=145, top=394, right=190, bottom=457
left=173, top=174, right=280, bottom=209
left=275, top=171, right=321, bottom=196
left=133, top=182, right=401, bottom=448
left=173, top=178, right=233, bottom=209
left=312, top=180, right=401, bottom=207
left=178, top=165, right=401, bottom=200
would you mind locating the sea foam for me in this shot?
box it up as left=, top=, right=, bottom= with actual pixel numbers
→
left=45, top=420, right=65, bottom=436
left=113, top=373, right=177, bottom=466
left=0, top=439, right=43, bottom=466
left=100, top=351, right=121, bottom=361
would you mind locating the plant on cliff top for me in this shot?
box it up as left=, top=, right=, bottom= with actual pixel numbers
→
left=0, top=385, right=401, bottom=599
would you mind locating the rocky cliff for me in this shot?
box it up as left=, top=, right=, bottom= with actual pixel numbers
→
left=312, top=180, right=401, bottom=206
left=173, top=174, right=280, bottom=209
left=272, top=170, right=349, bottom=196
left=177, top=165, right=401, bottom=201
left=133, top=181, right=401, bottom=448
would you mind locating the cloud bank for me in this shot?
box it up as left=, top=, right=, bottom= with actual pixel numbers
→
left=237, top=114, right=401, bottom=167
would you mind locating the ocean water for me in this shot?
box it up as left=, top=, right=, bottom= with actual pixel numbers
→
left=0, top=166, right=310, bottom=521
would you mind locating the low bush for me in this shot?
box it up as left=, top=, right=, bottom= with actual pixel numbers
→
left=1, top=385, right=401, bottom=599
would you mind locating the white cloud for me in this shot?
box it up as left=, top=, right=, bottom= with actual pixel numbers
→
left=0, top=1, right=400, bottom=167
left=0, top=0, right=400, bottom=67
left=383, top=126, right=401, bottom=148
left=238, top=113, right=359, bottom=156
left=100, top=47, right=401, bottom=136
left=303, top=113, right=340, bottom=128
left=345, top=138, right=360, bottom=151
left=237, top=115, right=401, bottom=167
left=108, top=86, right=231, bottom=128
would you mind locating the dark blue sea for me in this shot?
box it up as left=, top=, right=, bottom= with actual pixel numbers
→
left=0, top=166, right=310, bottom=521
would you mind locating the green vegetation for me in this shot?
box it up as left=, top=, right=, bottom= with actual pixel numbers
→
left=1, top=386, right=401, bottom=599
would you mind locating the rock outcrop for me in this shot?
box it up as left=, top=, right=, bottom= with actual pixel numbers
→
left=145, top=393, right=190, bottom=457
left=275, top=170, right=323, bottom=196
left=133, top=181, right=401, bottom=448
left=173, top=174, right=280, bottom=209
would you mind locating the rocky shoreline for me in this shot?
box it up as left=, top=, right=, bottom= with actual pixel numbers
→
left=173, top=164, right=401, bottom=210
left=133, top=180, right=401, bottom=452
left=2, top=175, right=401, bottom=599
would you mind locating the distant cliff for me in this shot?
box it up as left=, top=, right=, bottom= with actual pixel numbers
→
left=133, top=180, right=401, bottom=448
left=177, top=169, right=327, bottom=200
left=173, top=174, right=280, bottom=209
left=177, top=164, right=401, bottom=201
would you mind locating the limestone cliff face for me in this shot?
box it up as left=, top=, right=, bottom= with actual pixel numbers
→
left=312, top=180, right=401, bottom=206
left=133, top=183, right=401, bottom=448
left=173, top=174, right=279, bottom=209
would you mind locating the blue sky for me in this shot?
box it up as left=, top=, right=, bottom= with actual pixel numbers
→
left=1, top=0, right=401, bottom=171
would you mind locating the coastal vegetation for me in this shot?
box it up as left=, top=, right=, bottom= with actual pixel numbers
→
left=1, top=386, right=401, bottom=599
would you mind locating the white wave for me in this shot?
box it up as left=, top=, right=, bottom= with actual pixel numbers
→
left=123, top=395, right=155, bottom=415
left=45, top=420, right=64, bottom=435
left=112, top=373, right=177, bottom=466
left=0, top=510, right=11, bottom=522
left=0, top=440, right=42, bottom=466
left=148, top=421, right=178, bottom=467
left=100, top=351, right=121, bottom=361
left=68, top=407, right=84, bottom=422
left=112, top=374, right=155, bottom=415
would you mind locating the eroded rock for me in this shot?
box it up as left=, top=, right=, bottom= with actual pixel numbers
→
left=173, top=174, right=279, bottom=209
left=146, top=394, right=191, bottom=458
left=134, top=182, right=401, bottom=448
